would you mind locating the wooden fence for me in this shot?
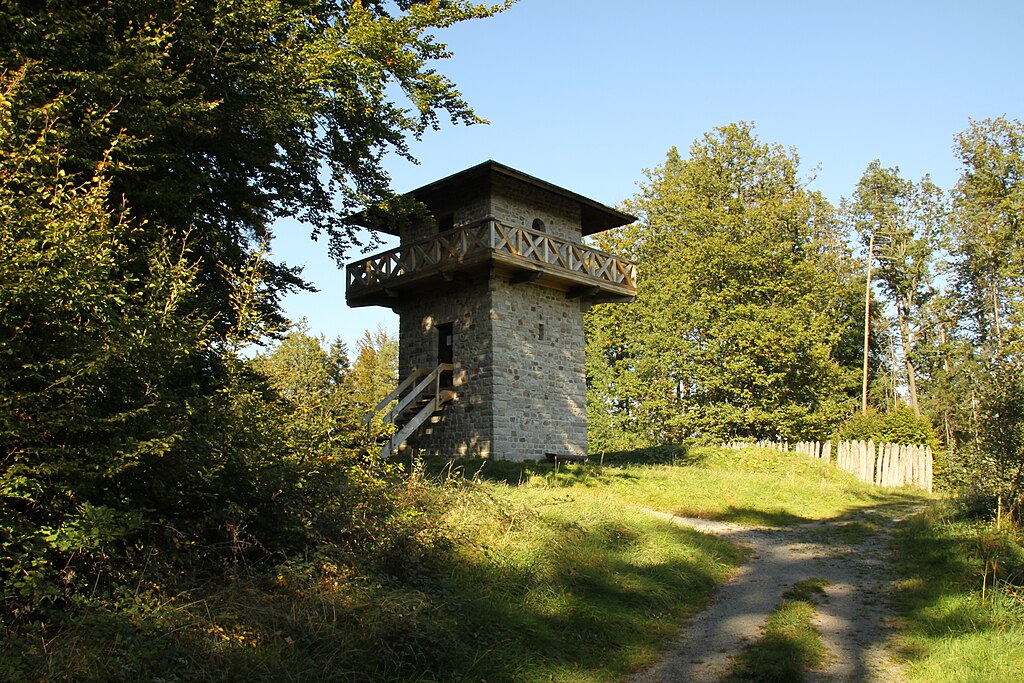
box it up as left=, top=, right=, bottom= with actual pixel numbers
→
left=725, top=440, right=789, bottom=452
left=724, top=439, right=932, bottom=492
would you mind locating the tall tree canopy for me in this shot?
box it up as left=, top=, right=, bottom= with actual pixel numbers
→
left=0, top=2, right=508, bottom=613
left=0, top=0, right=510, bottom=328
left=846, top=161, right=947, bottom=415
left=587, top=123, right=866, bottom=447
left=952, top=117, right=1024, bottom=355
left=944, top=117, right=1024, bottom=501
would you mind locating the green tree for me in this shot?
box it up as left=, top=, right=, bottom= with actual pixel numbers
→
left=946, top=117, right=1024, bottom=506
left=0, top=1, right=510, bottom=609
left=350, top=326, right=399, bottom=441
left=846, top=161, right=947, bottom=416
left=0, top=0, right=512, bottom=331
left=588, top=123, right=864, bottom=445
left=255, top=322, right=363, bottom=457
left=0, top=71, right=211, bottom=606
left=0, top=67, right=398, bottom=619
left=952, top=117, right=1024, bottom=355
left=585, top=301, right=644, bottom=452
left=351, top=327, right=399, bottom=410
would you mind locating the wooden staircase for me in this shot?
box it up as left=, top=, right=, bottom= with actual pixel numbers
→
left=363, top=363, right=456, bottom=458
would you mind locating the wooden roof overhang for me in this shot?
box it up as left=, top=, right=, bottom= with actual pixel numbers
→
left=351, top=160, right=637, bottom=236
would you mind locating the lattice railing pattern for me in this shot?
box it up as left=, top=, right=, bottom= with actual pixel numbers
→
left=347, top=218, right=637, bottom=292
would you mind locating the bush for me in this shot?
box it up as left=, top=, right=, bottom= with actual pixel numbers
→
left=0, top=72, right=400, bottom=628
left=834, top=406, right=941, bottom=449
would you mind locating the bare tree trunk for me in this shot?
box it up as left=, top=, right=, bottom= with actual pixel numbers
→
left=887, top=339, right=900, bottom=409
left=971, top=387, right=981, bottom=444
left=938, top=322, right=955, bottom=455
left=991, top=280, right=1002, bottom=350
left=862, top=231, right=874, bottom=414
left=897, top=305, right=921, bottom=415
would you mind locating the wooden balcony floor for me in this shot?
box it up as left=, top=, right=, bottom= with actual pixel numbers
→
left=346, top=218, right=637, bottom=308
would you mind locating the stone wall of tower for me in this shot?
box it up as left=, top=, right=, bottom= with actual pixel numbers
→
left=486, top=178, right=588, bottom=459
left=397, top=274, right=496, bottom=458
left=399, top=276, right=587, bottom=461
left=491, top=175, right=583, bottom=244
left=488, top=279, right=587, bottom=460
left=400, top=196, right=490, bottom=245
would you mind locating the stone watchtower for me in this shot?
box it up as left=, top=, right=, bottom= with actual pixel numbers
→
left=347, top=161, right=636, bottom=461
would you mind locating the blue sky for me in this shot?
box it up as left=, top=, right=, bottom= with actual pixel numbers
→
left=269, top=0, right=1023, bottom=352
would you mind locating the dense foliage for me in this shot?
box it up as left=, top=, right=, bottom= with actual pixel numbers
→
left=585, top=118, right=1024, bottom=513
left=939, top=117, right=1024, bottom=507
left=0, top=0, right=510, bottom=327
left=833, top=407, right=941, bottom=451
left=0, top=0, right=505, bottom=647
left=587, top=123, right=867, bottom=447
left=0, top=75, right=388, bottom=604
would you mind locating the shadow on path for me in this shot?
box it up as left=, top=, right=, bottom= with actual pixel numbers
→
left=629, top=503, right=919, bottom=683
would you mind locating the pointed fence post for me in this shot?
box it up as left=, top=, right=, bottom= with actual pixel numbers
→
left=868, top=440, right=875, bottom=483
left=926, top=446, right=933, bottom=493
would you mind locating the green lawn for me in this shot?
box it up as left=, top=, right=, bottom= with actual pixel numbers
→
left=461, top=444, right=922, bottom=525
left=6, top=444, right=973, bottom=682
left=891, top=503, right=1024, bottom=683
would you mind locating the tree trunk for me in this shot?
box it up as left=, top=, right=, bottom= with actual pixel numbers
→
left=938, top=322, right=956, bottom=455
left=862, top=231, right=874, bottom=414
left=897, top=302, right=920, bottom=415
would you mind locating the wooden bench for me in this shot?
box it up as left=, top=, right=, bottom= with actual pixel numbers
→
left=545, top=452, right=589, bottom=464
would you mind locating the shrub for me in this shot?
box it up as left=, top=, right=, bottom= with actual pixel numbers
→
left=834, top=406, right=941, bottom=449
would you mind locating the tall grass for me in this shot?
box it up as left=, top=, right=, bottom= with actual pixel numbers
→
left=892, top=503, right=1024, bottom=682
left=1, top=445, right=933, bottom=681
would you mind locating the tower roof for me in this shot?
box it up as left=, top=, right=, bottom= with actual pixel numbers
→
left=357, top=160, right=636, bottom=236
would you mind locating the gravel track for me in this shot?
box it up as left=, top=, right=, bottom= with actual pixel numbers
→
left=629, top=505, right=918, bottom=683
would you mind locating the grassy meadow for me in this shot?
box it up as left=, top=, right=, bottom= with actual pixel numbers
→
left=465, top=444, right=917, bottom=525
left=891, top=503, right=1024, bottom=682
left=7, top=444, right=1021, bottom=682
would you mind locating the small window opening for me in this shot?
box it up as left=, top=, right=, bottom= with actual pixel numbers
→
left=438, top=322, right=454, bottom=387
left=538, top=323, right=545, bottom=341
left=531, top=218, right=546, bottom=232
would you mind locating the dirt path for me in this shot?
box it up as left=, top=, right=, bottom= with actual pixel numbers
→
left=630, top=505, right=918, bottom=683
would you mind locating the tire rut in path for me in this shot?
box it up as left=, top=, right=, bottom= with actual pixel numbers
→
left=629, top=507, right=915, bottom=683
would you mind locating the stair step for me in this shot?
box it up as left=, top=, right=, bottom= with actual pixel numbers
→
left=394, top=392, right=457, bottom=429
left=371, top=363, right=457, bottom=457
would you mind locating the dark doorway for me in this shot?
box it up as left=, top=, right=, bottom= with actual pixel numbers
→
left=438, top=322, right=454, bottom=387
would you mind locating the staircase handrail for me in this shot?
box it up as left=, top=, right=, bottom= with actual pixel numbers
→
left=380, top=388, right=455, bottom=458
left=382, top=363, right=454, bottom=426
left=363, top=367, right=431, bottom=425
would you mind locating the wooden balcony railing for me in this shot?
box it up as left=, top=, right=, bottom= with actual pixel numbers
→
left=346, top=217, right=637, bottom=301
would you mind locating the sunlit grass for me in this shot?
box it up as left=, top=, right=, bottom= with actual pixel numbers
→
left=892, top=503, right=1024, bottom=683
left=3, top=444, right=937, bottom=682
left=446, top=444, right=930, bottom=527
left=438, top=483, right=746, bottom=681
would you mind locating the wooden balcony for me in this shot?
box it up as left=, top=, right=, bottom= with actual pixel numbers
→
left=346, top=217, right=637, bottom=308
